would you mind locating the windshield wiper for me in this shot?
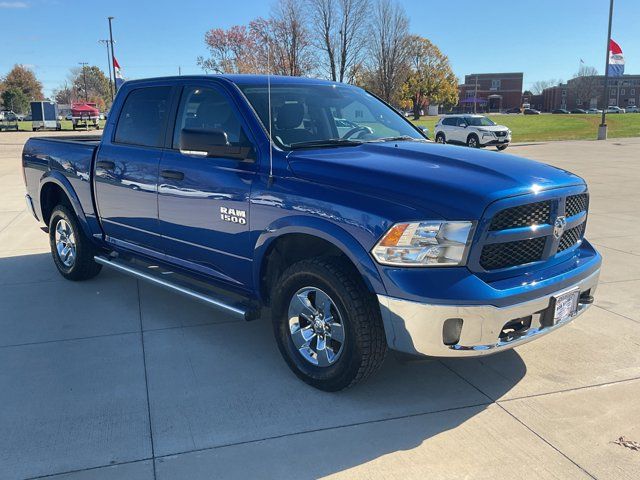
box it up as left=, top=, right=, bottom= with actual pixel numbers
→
left=373, top=135, right=424, bottom=143
left=288, top=139, right=364, bottom=149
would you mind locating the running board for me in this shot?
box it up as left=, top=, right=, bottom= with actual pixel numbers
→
left=94, top=255, right=260, bottom=321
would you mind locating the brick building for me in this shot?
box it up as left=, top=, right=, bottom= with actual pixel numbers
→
left=542, top=74, right=640, bottom=111
left=458, top=73, right=523, bottom=112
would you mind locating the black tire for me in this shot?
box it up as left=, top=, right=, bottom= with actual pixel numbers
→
left=466, top=134, right=480, bottom=148
left=435, top=132, right=446, bottom=144
left=271, top=257, right=387, bottom=391
left=49, top=205, right=102, bottom=281
left=497, top=144, right=508, bottom=151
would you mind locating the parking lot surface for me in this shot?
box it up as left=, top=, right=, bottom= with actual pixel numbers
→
left=1, top=131, right=639, bottom=479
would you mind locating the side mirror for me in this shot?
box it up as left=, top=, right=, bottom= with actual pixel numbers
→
left=460, top=123, right=467, bottom=128
left=179, top=128, right=254, bottom=161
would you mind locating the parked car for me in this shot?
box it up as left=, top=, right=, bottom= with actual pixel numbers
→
left=571, top=108, right=588, bottom=114
left=523, top=108, right=541, bottom=115
left=587, top=108, right=603, bottom=114
left=552, top=109, right=570, bottom=114
left=504, top=107, right=521, bottom=114
left=22, top=75, right=601, bottom=391
left=626, top=105, right=640, bottom=113
left=606, top=106, right=625, bottom=114
left=434, top=114, right=511, bottom=150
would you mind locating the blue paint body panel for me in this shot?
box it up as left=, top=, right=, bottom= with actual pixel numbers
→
left=22, top=74, right=601, bottom=308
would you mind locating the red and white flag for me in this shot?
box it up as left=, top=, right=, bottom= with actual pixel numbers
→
left=609, top=39, right=625, bottom=77
left=113, top=56, right=124, bottom=88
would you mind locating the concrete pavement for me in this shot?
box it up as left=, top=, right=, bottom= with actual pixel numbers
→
left=0, top=131, right=639, bottom=479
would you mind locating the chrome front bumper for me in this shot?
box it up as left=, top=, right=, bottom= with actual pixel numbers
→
left=377, top=268, right=600, bottom=357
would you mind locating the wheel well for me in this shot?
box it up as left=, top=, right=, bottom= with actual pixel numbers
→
left=467, top=132, right=479, bottom=141
left=40, top=183, right=71, bottom=226
left=260, top=233, right=366, bottom=304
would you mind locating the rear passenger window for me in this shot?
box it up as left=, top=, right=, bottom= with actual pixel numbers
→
left=114, top=87, right=171, bottom=148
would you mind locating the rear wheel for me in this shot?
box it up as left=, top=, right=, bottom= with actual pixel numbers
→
left=271, top=257, right=387, bottom=391
left=467, top=134, right=480, bottom=148
left=435, top=132, right=446, bottom=144
left=49, top=205, right=102, bottom=281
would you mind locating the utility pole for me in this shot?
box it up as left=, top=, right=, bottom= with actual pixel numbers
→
left=108, top=17, right=116, bottom=98
left=99, top=40, right=114, bottom=102
left=178, top=66, right=182, bottom=76
left=79, top=62, right=89, bottom=102
left=598, top=0, right=614, bottom=140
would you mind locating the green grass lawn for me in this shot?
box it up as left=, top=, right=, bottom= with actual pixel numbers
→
left=10, top=114, right=640, bottom=143
left=413, top=113, right=640, bottom=143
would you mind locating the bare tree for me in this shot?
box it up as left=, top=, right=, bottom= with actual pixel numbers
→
left=308, top=0, right=369, bottom=82
left=571, top=65, right=599, bottom=107
left=366, top=0, right=409, bottom=103
left=249, top=0, right=314, bottom=76
left=531, top=78, right=562, bottom=95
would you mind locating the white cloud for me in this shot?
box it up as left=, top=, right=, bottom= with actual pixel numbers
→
left=0, top=1, right=28, bottom=7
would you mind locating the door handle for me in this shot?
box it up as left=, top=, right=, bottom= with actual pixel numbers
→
left=160, top=170, right=185, bottom=181
left=96, top=160, right=115, bottom=170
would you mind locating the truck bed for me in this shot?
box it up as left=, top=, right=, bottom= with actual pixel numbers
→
left=22, top=135, right=102, bottom=230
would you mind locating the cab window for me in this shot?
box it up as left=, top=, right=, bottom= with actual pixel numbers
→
left=172, top=86, right=251, bottom=150
left=114, top=87, right=171, bottom=148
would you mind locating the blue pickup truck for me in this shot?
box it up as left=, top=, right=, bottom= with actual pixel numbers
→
left=22, top=75, right=601, bottom=391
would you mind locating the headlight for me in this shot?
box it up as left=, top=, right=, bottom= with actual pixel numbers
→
left=372, top=221, right=474, bottom=266
left=482, top=131, right=495, bottom=137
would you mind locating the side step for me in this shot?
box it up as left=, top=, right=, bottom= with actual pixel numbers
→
left=94, top=255, right=260, bottom=321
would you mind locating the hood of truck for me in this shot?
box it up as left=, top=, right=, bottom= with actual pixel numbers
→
left=286, top=141, right=584, bottom=220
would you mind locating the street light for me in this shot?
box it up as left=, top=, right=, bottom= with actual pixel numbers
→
left=598, top=0, right=614, bottom=140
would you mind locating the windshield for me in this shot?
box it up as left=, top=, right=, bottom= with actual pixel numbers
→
left=238, top=83, right=424, bottom=149
left=465, top=116, right=496, bottom=127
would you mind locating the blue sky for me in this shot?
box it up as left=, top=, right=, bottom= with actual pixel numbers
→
left=2, top=0, right=638, bottom=97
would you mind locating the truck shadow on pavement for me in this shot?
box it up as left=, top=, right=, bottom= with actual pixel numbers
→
left=0, top=252, right=527, bottom=479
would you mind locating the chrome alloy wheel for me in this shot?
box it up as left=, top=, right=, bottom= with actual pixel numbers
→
left=288, top=287, right=346, bottom=367
left=468, top=136, right=478, bottom=148
left=55, top=219, right=76, bottom=268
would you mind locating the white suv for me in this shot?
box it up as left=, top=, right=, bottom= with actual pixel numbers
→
left=434, top=115, right=511, bottom=150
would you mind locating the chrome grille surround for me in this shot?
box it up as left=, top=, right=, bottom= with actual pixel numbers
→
left=472, top=187, right=589, bottom=272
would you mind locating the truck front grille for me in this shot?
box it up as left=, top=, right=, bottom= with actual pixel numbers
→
left=565, top=193, right=588, bottom=217
left=489, top=200, right=551, bottom=230
left=480, top=237, right=546, bottom=270
left=476, top=191, right=589, bottom=271
left=558, top=223, right=586, bottom=252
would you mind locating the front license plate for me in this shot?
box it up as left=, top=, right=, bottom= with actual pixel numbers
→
left=553, top=289, right=580, bottom=324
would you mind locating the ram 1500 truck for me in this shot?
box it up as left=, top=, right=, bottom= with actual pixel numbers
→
left=22, top=75, right=601, bottom=391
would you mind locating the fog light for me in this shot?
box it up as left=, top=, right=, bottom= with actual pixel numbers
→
left=443, top=318, right=463, bottom=346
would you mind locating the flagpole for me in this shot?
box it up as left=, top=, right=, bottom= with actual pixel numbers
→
left=598, top=0, right=614, bottom=140
left=99, top=40, right=114, bottom=102
left=108, top=16, right=116, bottom=102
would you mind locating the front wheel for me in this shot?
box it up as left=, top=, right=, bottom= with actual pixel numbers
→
left=435, top=132, right=446, bottom=144
left=49, top=205, right=102, bottom=281
left=467, top=134, right=480, bottom=148
left=271, top=257, right=387, bottom=391
left=497, top=144, right=508, bottom=151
